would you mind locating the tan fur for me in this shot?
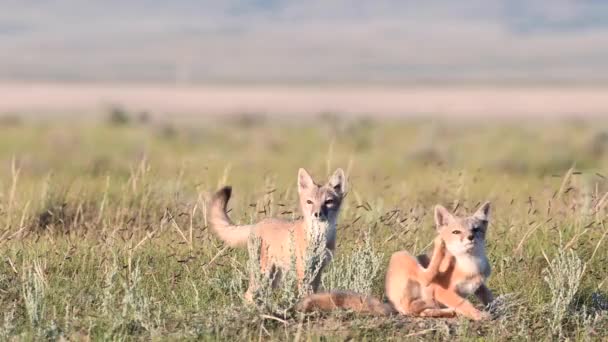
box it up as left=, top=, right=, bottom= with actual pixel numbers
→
left=209, top=168, right=347, bottom=302
left=386, top=202, right=493, bottom=321
left=299, top=202, right=494, bottom=321
left=297, top=291, right=392, bottom=316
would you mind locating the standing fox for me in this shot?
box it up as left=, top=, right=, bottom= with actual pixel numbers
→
left=209, top=168, right=347, bottom=302
left=299, top=202, right=493, bottom=321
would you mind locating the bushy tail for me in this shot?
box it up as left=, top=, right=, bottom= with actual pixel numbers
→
left=208, top=186, right=252, bottom=247
left=297, top=291, right=393, bottom=316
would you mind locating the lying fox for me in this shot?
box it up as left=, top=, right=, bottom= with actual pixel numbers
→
left=298, top=234, right=446, bottom=316
left=299, top=202, right=493, bottom=321
left=209, top=168, right=347, bottom=302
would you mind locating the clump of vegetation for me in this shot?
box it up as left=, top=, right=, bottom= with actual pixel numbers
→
left=542, top=249, right=585, bottom=337
left=158, top=122, right=177, bottom=139
left=230, top=112, right=266, bottom=128
left=0, top=113, right=22, bottom=126
left=107, top=104, right=131, bottom=125
left=323, top=231, right=383, bottom=294
left=589, top=131, right=608, bottom=158
left=137, top=111, right=151, bottom=124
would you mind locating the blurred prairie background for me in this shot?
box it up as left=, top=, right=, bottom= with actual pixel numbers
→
left=1, top=1, right=608, bottom=340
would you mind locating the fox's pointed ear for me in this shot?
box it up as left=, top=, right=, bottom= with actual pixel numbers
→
left=328, top=168, right=346, bottom=194
left=434, top=205, right=453, bottom=229
left=473, top=201, right=491, bottom=221
left=298, top=168, right=315, bottom=194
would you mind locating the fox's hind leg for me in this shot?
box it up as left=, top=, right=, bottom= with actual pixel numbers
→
left=401, top=298, right=432, bottom=315
left=398, top=295, right=444, bottom=316
left=244, top=264, right=280, bottom=303
left=397, top=278, right=450, bottom=317
left=419, top=236, right=446, bottom=286
left=244, top=272, right=256, bottom=303
left=386, top=252, right=416, bottom=314
left=391, top=279, right=437, bottom=315
left=387, top=251, right=433, bottom=314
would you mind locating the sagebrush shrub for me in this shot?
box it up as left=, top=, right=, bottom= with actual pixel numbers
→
left=322, top=231, right=383, bottom=294
left=542, top=249, right=585, bottom=337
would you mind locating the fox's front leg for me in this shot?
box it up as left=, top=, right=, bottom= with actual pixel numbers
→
left=475, top=284, right=494, bottom=306
left=295, top=261, right=306, bottom=293
left=420, top=236, right=446, bottom=286
left=434, top=287, right=491, bottom=321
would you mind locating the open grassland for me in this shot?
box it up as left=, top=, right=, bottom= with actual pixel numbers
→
left=1, top=115, right=608, bottom=340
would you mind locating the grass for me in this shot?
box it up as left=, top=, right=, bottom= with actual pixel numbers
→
left=0, top=115, right=607, bottom=340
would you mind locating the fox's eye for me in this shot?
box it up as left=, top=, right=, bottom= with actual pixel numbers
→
left=472, top=228, right=480, bottom=234
left=306, top=200, right=313, bottom=205
left=452, top=230, right=461, bottom=235
left=325, top=199, right=334, bottom=205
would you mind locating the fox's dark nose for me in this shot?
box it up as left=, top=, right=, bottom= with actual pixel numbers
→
left=320, top=206, right=328, bottom=218
left=467, top=234, right=475, bottom=241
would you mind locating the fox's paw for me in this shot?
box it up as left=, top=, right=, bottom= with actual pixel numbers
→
left=433, top=236, right=446, bottom=250
left=243, top=291, right=255, bottom=304
left=472, top=311, right=492, bottom=321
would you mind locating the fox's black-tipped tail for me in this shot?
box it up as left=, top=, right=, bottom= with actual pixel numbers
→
left=213, top=186, right=232, bottom=210
left=208, top=186, right=251, bottom=247
left=297, top=291, right=393, bottom=316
